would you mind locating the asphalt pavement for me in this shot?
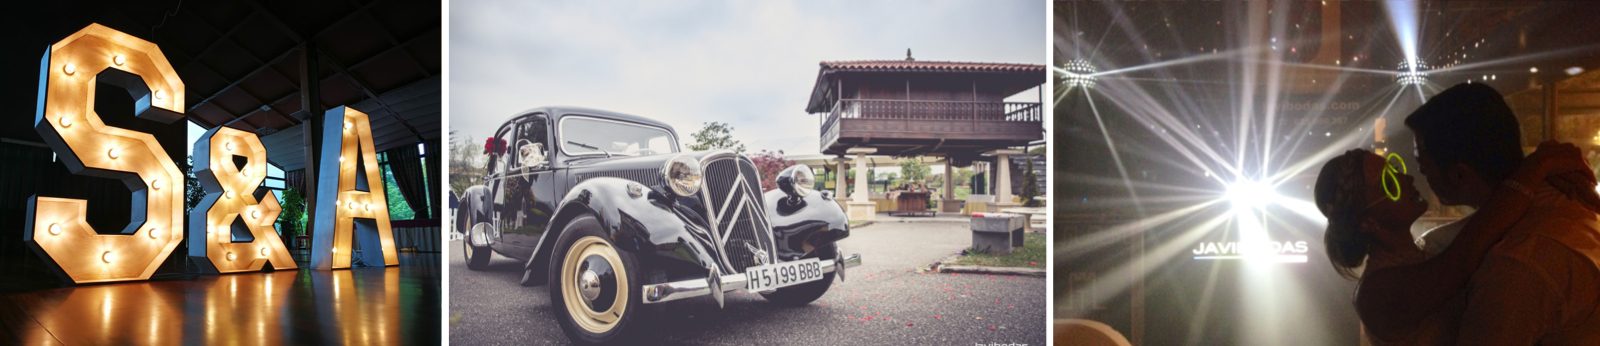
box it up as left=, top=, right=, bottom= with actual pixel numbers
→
left=448, top=219, right=1046, bottom=346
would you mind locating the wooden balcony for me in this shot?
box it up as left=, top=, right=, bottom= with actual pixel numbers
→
left=819, top=99, right=1043, bottom=156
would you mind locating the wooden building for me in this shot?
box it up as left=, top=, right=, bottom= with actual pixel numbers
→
left=805, top=54, right=1045, bottom=219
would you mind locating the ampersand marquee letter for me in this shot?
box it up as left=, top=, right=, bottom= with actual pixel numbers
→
left=189, top=127, right=298, bottom=273
left=310, top=106, right=398, bottom=269
left=25, top=24, right=187, bottom=284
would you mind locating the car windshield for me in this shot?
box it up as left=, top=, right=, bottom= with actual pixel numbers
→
left=560, top=117, right=677, bottom=157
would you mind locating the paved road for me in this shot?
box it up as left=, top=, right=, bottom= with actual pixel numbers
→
left=449, top=220, right=1046, bottom=346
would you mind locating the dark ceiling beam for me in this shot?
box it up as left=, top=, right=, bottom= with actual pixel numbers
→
left=228, top=28, right=437, bottom=125
left=174, top=7, right=299, bottom=87
left=169, top=9, right=259, bottom=74
left=244, top=0, right=303, bottom=42
left=187, top=0, right=395, bottom=127
left=318, top=53, right=425, bottom=143
left=363, top=11, right=434, bottom=77
left=185, top=46, right=299, bottom=114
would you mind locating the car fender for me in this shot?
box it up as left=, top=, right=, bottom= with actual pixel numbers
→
left=519, top=177, right=723, bottom=286
left=764, top=189, right=851, bottom=261
left=457, top=185, right=493, bottom=249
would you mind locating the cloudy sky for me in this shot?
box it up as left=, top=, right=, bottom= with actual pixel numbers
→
left=448, top=0, right=1045, bottom=156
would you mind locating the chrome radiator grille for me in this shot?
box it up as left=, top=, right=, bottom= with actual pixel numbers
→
left=701, top=156, right=774, bottom=273
left=574, top=169, right=663, bottom=187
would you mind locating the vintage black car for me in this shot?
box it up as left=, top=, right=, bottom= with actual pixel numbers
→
left=456, top=106, right=861, bottom=344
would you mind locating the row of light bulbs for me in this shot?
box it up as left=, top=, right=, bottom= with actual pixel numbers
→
left=46, top=222, right=162, bottom=264
left=61, top=56, right=166, bottom=100
left=334, top=199, right=377, bottom=211
left=59, top=116, right=363, bottom=266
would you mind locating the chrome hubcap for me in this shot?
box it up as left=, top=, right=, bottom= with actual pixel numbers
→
left=578, top=270, right=602, bottom=302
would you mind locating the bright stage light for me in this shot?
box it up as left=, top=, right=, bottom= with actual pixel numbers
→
left=1396, top=59, right=1428, bottom=86
left=1060, top=59, right=1098, bottom=89
left=1224, top=179, right=1274, bottom=209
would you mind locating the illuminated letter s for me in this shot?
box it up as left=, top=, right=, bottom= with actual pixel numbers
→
left=26, top=24, right=186, bottom=284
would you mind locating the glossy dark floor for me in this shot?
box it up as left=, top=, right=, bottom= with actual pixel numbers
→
left=0, top=253, right=441, bottom=345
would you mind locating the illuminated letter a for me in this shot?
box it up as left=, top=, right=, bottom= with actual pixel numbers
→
left=309, top=106, right=398, bottom=269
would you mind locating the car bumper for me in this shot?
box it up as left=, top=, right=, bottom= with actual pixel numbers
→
left=641, top=252, right=862, bottom=305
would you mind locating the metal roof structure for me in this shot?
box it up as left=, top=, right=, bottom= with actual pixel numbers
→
left=5, top=0, right=441, bottom=172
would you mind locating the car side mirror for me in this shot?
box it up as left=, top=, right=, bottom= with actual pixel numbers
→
left=519, top=141, right=546, bottom=168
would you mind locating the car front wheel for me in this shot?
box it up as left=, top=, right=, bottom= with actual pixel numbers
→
left=462, top=211, right=491, bottom=270
left=549, top=214, right=646, bottom=345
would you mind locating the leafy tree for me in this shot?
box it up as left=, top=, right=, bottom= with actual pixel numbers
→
left=898, top=158, right=930, bottom=183
left=952, top=167, right=975, bottom=186
left=1028, top=146, right=1046, bottom=155
left=687, top=122, right=746, bottom=153
left=381, top=161, right=416, bottom=220
left=449, top=131, right=486, bottom=194
left=182, top=156, right=204, bottom=215
left=1022, top=157, right=1043, bottom=207
left=748, top=149, right=795, bottom=192
left=277, top=187, right=307, bottom=242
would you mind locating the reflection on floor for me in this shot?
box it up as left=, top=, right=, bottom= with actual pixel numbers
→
left=0, top=253, right=440, bottom=345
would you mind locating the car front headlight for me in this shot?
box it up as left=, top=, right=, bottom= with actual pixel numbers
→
left=777, top=164, right=814, bottom=197
left=662, top=155, right=703, bottom=196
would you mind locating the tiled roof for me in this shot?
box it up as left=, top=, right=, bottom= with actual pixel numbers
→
left=819, top=60, right=1044, bottom=73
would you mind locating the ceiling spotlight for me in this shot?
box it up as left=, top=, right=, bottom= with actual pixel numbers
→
left=251, top=210, right=261, bottom=219
left=225, top=142, right=234, bottom=151
left=227, top=252, right=236, bottom=261
left=1567, top=67, right=1585, bottom=76
left=1060, top=59, right=1099, bottom=89
left=152, top=179, right=162, bottom=190
left=260, top=247, right=268, bottom=256
left=107, top=147, right=120, bottom=159
left=102, top=251, right=114, bottom=263
left=1531, top=67, right=1539, bottom=73
left=63, top=63, right=76, bottom=75
left=48, top=223, right=61, bottom=235
left=1396, top=59, right=1429, bottom=86
left=59, top=116, right=72, bottom=128
left=149, top=227, right=158, bottom=239
left=154, top=90, right=165, bottom=100
left=113, top=55, right=125, bottom=66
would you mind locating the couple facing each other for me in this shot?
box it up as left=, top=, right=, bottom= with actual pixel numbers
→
left=1314, top=83, right=1600, bottom=345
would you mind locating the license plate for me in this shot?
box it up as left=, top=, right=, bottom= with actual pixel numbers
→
left=743, top=258, right=823, bottom=291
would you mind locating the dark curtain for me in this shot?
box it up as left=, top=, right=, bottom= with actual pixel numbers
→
left=285, top=169, right=307, bottom=194
left=386, top=145, right=430, bottom=219
left=425, top=139, right=442, bottom=220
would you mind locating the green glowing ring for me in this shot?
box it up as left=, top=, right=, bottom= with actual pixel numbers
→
left=1382, top=169, right=1402, bottom=201
left=1381, top=153, right=1406, bottom=201
left=1387, top=153, right=1407, bottom=175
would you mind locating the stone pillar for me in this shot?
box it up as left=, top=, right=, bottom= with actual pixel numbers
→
left=853, top=153, right=870, bottom=203
left=834, top=158, right=850, bottom=211
left=940, top=160, right=961, bottom=212
left=986, top=149, right=1025, bottom=210
left=845, top=148, right=877, bottom=220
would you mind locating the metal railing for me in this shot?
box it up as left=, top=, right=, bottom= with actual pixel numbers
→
left=819, top=99, right=1041, bottom=147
